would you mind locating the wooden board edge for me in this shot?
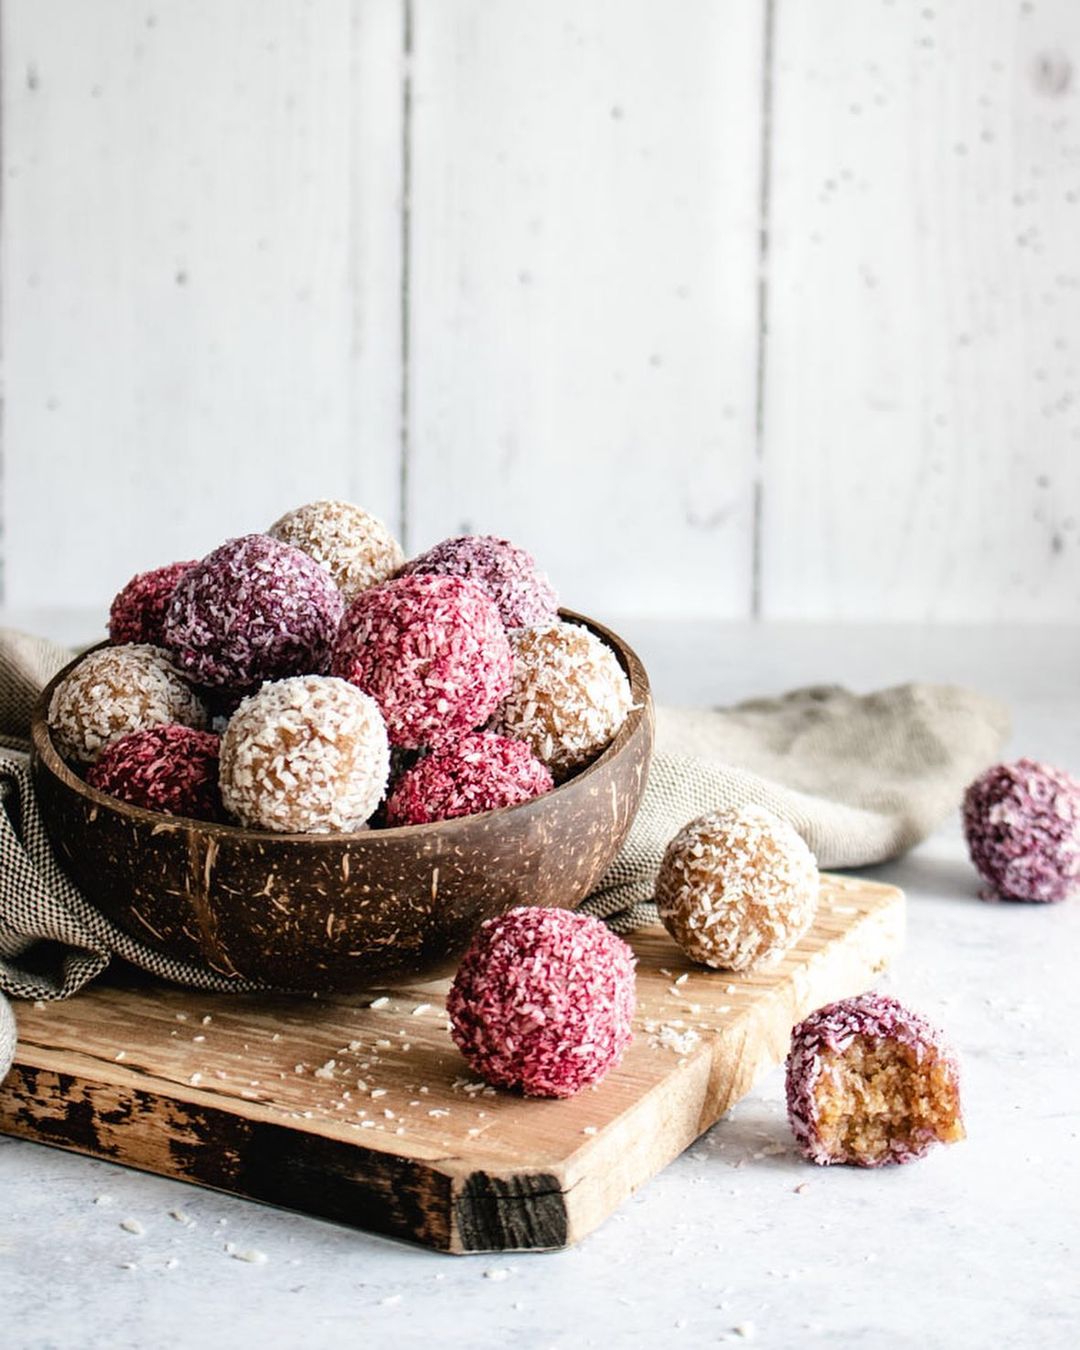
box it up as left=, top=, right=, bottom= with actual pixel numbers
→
left=551, top=882, right=906, bottom=1249
left=0, top=1064, right=459, bottom=1251
left=0, top=882, right=905, bottom=1255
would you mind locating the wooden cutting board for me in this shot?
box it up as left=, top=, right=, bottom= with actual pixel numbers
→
left=0, top=874, right=903, bottom=1253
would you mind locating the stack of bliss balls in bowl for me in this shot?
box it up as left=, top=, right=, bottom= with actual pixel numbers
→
left=49, top=500, right=635, bottom=835
left=47, top=501, right=641, bottom=1100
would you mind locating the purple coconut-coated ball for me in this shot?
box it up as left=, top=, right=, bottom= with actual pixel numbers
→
left=963, top=758, right=1080, bottom=903
left=400, top=535, right=558, bottom=629
left=786, top=992, right=964, bottom=1168
left=163, top=534, right=344, bottom=691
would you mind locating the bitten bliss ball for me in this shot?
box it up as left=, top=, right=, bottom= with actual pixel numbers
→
left=220, top=676, right=390, bottom=833
left=268, top=499, right=404, bottom=603
left=108, top=561, right=196, bottom=646
left=491, top=622, right=632, bottom=778
left=332, top=574, right=512, bottom=749
left=963, top=758, right=1080, bottom=903
left=401, top=534, right=558, bottom=629
left=164, top=534, right=344, bottom=691
left=786, top=993, right=965, bottom=1167
left=385, top=732, right=554, bottom=826
left=87, top=724, right=223, bottom=822
left=656, top=806, right=819, bottom=971
left=48, top=645, right=207, bottom=766
left=447, top=906, right=636, bottom=1098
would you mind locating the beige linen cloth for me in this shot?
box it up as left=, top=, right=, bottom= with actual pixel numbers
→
left=0, top=628, right=1009, bottom=1080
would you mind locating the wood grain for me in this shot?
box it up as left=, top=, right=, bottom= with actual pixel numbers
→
left=404, top=0, right=764, bottom=620
left=4, top=1, right=1080, bottom=623
left=0, top=875, right=904, bottom=1253
left=761, top=0, right=1080, bottom=621
left=1, top=0, right=405, bottom=607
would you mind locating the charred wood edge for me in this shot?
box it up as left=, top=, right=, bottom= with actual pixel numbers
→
left=454, top=1170, right=570, bottom=1252
left=0, top=1063, right=456, bottom=1251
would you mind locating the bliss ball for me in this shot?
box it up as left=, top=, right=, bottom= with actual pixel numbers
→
left=447, top=906, right=636, bottom=1098
left=108, top=561, right=196, bottom=646
left=220, top=675, right=389, bottom=833
left=332, top=574, right=512, bottom=750
left=491, top=622, right=633, bottom=779
left=268, top=499, right=404, bottom=603
left=401, top=535, right=558, bottom=628
left=87, top=724, right=223, bottom=821
left=385, top=732, right=553, bottom=826
left=48, top=645, right=207, bottom=766
left=656, top=806, right=819, bottom=971
left=786, top=993, right=965, bottom=1167
left=164, top=534, right=344, bottom=691
left=962, top=758, right=1080, bottom=903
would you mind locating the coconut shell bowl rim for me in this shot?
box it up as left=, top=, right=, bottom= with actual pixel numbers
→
left=31, top=609, right=653, bottom=846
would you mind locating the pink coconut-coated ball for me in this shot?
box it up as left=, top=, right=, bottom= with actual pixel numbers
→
left=963, top=758, right=1080, bottom=903
left=400, top=535, right=558, bottom=629
left=786, top=992, right=964, bottom=1168
left=86, top=724, right=223, bottom=822
left=332, top=574, right=512, bottom=750
left=384, top=732, right=553, bottom=826
left=164, top=534, right=344, bottom=691
left=108, top=561, right=197, bottom=646
left=447, top=906, right=636, bottom=1098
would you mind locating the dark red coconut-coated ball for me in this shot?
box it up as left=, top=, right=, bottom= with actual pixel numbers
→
left=963, top=758, right=1080, bottom=903
left=786, top=992, right=964, bottom=1168
left=385, top=732, right=553, bottom=826
left=108, top=561, right=197, bottom=646
left=447, top=906, right=636, bottom=1098
left=164, top=534, right=344, bottom=691
left=332, top=574, right=512, bottom=750
left=400, top=535, right=558, bottom=629
left=86, top=723, right=223, bottom=822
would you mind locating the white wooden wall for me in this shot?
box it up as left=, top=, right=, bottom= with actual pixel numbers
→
left=2, top=0, right=1078, bottom=624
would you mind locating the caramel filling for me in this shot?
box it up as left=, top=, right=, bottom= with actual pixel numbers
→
left=813, top=1035, right=964, bottom=1164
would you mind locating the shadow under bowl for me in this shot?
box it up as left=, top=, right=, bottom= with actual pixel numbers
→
left=30, top=611, right=654, bottom=992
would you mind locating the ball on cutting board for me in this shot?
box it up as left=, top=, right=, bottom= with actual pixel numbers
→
left=268, top=499, right=404, bottom=603
left=219, top=675, right=390, bottom=833
left=108, top=560, right=197, bottom=646
left=447, top=906, right=636, bottom=1098
left=384, top=731, right=553, bottom=826
left=48, top=644, right=207, bottom=766
left=87, top=724, right=223, bottom=822
left=962, top=758, right=1080, bottom=903
left=332, top=574, right=512, bottom=750
left=164, top=534, right=344, bottom=692
left=655, top=805, right=819, bottom=971
left=490, top=621, right=633, bottom=778
left=400, top=534, right=558, bottom=629
left=786, top=992, right=965, bottom=1167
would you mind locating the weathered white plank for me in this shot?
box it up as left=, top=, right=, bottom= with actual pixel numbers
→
left=406, top=0, right=763, bottom=620
left=1, top=0, right=404, bottom=612
left=761, top=0, right=1080, bottom=622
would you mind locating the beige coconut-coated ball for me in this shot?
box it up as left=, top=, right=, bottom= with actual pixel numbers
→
left=47, top=644, right=207, bottom=766
left=268, top=499, right=404, bottom=603
left=220, top=675, right=390, bottom=833
left=491, top=622, right=633, bottom=779
left=656, top=806, right=819, bottom=971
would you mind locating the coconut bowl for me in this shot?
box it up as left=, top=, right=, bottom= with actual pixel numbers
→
left=30, top=612, right=654, bottom=992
